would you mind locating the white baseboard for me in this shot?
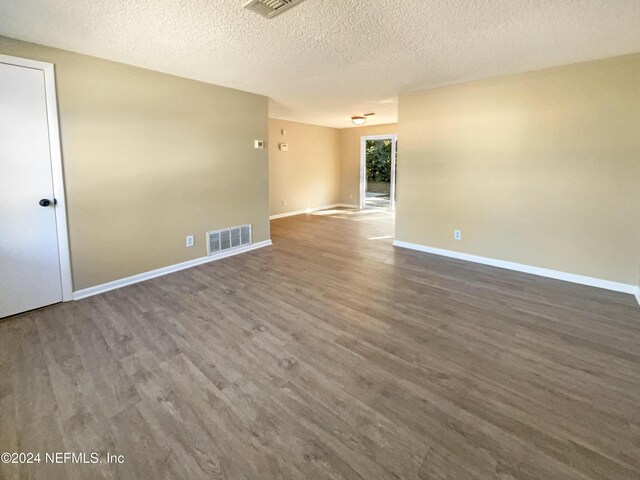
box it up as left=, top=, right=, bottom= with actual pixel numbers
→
left=73, top=240, right=273, bottom=300
left=635, top=288, right=640, bottom=306
left=270, top=203, right=359, bottom=220
left=337, top=203, right=360, bottom=209
left=393, top=240, right=637, bottom=295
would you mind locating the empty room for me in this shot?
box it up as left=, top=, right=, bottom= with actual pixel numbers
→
left=1, top=1, right=640, bottom=479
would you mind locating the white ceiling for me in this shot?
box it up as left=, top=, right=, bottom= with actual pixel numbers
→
left=1, top=0, right=640, bottom=128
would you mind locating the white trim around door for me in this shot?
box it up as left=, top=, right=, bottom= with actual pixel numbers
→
left=360, top=134, right=397, bottom=210
left=0, top=54, right=73, bottom=302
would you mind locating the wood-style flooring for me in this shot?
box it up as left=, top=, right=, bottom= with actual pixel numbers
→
left=1, top=208, right=640, bottom=480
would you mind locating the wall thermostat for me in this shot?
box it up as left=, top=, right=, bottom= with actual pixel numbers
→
left=254, top=140, right=264, bottom=149
left=279, top=143, right=289, bottom=151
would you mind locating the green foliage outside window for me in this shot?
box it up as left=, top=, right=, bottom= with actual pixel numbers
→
left=366, top=140, right=392, bottom=182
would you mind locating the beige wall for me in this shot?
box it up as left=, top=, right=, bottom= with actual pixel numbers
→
left=339, top=123, right=398, bottom=205
left=268, top=120, right=398, bottom=216
left=397, top=53, right=640, bottom=285
left=269, top=119, right=341, bottom=216
left=1, top=36, right=269, bottom=290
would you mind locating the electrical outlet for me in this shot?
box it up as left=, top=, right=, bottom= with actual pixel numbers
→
left=454, top=230, right=462, bottom=240
left=186, top=235, right=194, bottom=247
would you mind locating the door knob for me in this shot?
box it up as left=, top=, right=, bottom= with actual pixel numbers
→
left=39, top=198, right=52, bottom=207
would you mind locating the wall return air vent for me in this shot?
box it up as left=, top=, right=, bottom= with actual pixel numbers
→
left=244, top=0, right=305, bottom=19
left=207, top=224, right=252, bottom=256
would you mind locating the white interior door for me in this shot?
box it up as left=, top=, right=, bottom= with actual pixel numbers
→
left=0, top=61, right=64, bottom=317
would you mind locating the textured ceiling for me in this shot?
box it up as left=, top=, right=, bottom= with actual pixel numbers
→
left=1, top=0, right=640, bottom=128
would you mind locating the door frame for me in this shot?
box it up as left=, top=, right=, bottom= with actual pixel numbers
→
left=359, top=134, right=397, bottom=210
left=1, top=54, right=73, bottom=302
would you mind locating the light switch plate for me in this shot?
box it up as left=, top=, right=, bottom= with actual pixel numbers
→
left=254, top=140, right=264, bottom=149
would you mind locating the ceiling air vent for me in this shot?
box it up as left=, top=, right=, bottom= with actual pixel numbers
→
left=244, top=0, right=305, bottom=19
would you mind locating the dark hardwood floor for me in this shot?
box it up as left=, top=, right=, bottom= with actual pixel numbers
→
left=1, top=208, right=639, bottom=479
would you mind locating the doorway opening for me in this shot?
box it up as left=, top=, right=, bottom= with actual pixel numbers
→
left=360, top=134, right=397, bottom=209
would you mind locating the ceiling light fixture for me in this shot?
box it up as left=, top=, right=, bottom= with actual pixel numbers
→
left=351, top=113, right=375, bottom=126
